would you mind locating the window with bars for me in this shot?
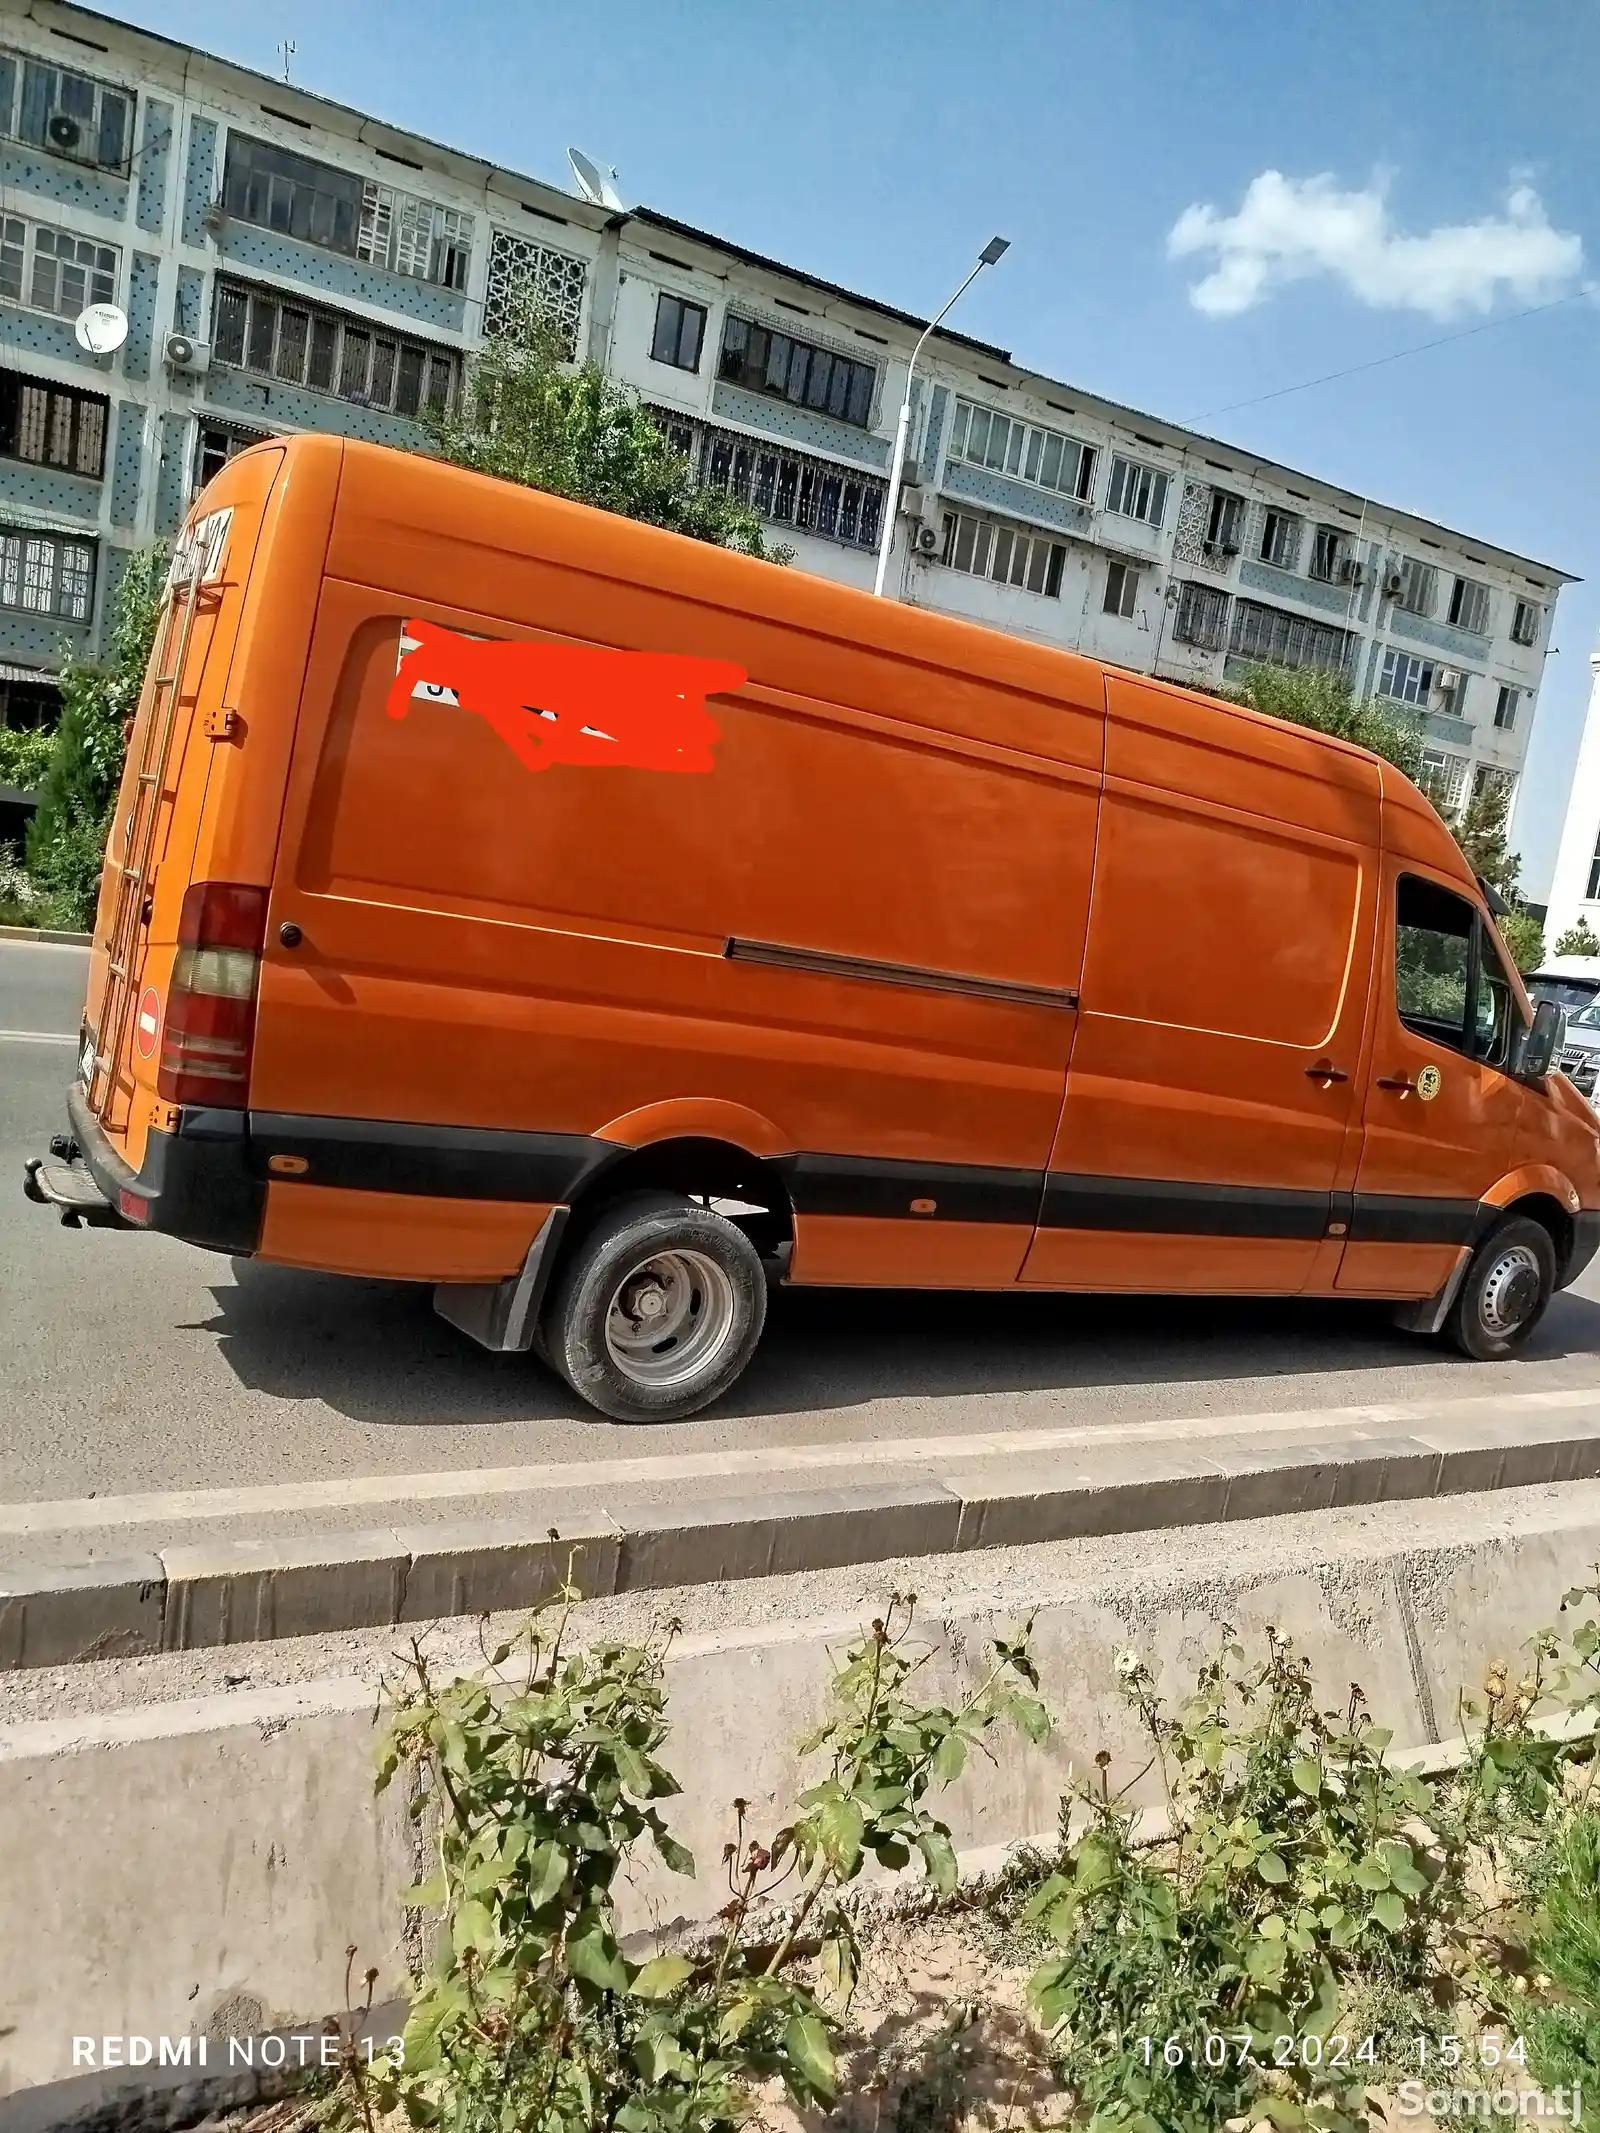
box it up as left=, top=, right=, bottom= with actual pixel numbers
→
left=0, top=48, right=132, bottom=175
left=1512, top=598, right=1542, bottom=647
left=1105, top=455, right=1169, bottom=528
left=942, top=510, right=1067, bottom=597
left=651, top=293, right=706, bottom=372
left=717, top=315, right=876, bottom=429
left=1378, top=646, right=1435, bottom=705
left=0, top=525, right=94, bottom=621
left=1174, top=580, right=1229, bottom=649
left=1448, top=574, right=1491, bottom=635
left=0, top=371, right=107, bottom=479
left=0, top=215, right=117, bottom=318
left=1417, top=747, right=1468, bottom=812
left=1228, top=597, right=1353, bottom=674
left=695, top=424, right=884, bottom=549
left=211, top=279, right=458, bottom=420
left=484, top=231, right=588, bottom=356
left=1394, top=557, right=1438, bottom=617
left=357, top=181, right=472, bottom=290
left=947, top=399, right=1095, bottom=502
left=1473, top=764, right=1515, bottom=809
left=1258, top=508, right=1301, bottom=570
left=1494, top=684, right=1520, bottom=731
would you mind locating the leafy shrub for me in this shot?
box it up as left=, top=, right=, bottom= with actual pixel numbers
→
left=0, top=725, right=55, bottom=791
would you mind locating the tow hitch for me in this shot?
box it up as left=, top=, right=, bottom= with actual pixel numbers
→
left=22, top=1138, right=127, bottom=1229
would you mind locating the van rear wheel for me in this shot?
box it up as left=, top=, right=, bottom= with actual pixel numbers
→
left=1443, top=1215, right=1556, bottom=1361
left=541, top=1192, right=767, bottom=1421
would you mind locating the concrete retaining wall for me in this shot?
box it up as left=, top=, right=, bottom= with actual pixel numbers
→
left=4, top=1482, right=1599, bottom=2113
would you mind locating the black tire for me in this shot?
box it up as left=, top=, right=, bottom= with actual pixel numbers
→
left=540, top=1192, right=767, bottom=1421
left=1443, top=1215, right=1556, bottom=1360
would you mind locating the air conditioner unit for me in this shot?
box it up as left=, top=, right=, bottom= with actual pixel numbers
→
left=915, top=523, right=940, bottom=557
left=46, top=109, right=86, bottom=156
left=1219, top=539, right=1241, bottom=557
left=1340, top=557, right=1365, bottom=586
left=164, top=332, right=210, bottom=375
left=1383, top=568, right=1405, bottom=597
left=897, top=484, right=925, bottom=519
left=1435, top=666, right=1462, bottom=692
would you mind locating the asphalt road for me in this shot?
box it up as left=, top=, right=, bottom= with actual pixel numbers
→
left=6, top=936, right=1600, bottom=1505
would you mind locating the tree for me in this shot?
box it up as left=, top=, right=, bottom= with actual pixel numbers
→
left=1228, top=664, right=1545, bottom=972
left=426, top=316, right=789, bottom=561
left=26, top=544, right=167, bottom=927
left=1554, top=917, right=1600, bottom=958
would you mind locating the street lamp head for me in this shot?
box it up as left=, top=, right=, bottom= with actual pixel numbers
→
left=979, top=236, right=1010, bottom=266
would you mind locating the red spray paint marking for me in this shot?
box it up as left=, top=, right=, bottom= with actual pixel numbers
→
left=386, top=618, right=743, bottom=776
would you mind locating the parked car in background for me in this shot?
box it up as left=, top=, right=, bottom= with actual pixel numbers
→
left=1529, top=956, right=1600, bottom=1099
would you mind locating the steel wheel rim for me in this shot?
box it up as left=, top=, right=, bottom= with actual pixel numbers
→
left=603, top=1248, right=738, bottom=1389
left=1480, top=1242, right=1543, bottom=1336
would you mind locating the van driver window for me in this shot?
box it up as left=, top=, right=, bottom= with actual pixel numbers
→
left=1394, top=874, right=1525, bottom=1071
left=1394, top=875, right=1473, bottom=1055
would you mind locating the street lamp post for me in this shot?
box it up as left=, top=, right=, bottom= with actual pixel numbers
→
left=872, top=235, right=1009, bottom=600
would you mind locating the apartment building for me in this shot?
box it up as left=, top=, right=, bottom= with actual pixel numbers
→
left=0, top=0, right=1575, bottom=832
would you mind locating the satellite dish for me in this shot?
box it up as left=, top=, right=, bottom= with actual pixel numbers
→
left=75, top=303, right=128, bottom=356
left=567, top=147, right=623, bottom=211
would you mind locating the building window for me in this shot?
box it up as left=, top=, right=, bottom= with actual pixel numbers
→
left=193, top=422, right=269, bottom=496
left=1435, top=667, right=1470, bottom=719
left=1447, top=575, right=1490, bottom=635
left=943, top=510, right=1067, bottom=596
left=1228, top=598, right=1353, bottom=674
left=1416, top=747, right=1468, bottom=812
left=1105, top=455, right=1168, bottom=527
left=483, top=231, right=588, bottom=356
left=1494, top=684, right=1520, bottom=730
left=717, top=314, right=875, bottom=429
left=0, top=525, right=94, bottom=621
left=0, top=371, right=107, bottom=478
left=0, top=47, right=132, bottom=176
left=212, top=279, right=458, bottom=419
left=1378, top=647, right=1435, bottom=706
left=1511, top=598, right=1542, bottom=648
left=1205, top=489, right=1244, bottom=555
left=357, top=183, right=472, bottom=290
left=0, top=215, right=117, bottom=319
left=650, top=293, right=706, bottom=372
left=1394, top=557, right=1437, bottom=616
left=948, top=400, right=1095, bottom=502
left=1473, top=764, right=1515, bottom=809
left=222, top=134, right=363, bottom=255
left=1259, top=508, right=1301, bottom=570
left=662, top=411, right=885, bottom=551
left=1588, top=832, right=1600, bottom=903
left=1310, top=525, right=1349, bottom=582
left=1103, top=559, right=1139, bottom=618
left=1174, top=580, right=1229, bottom=649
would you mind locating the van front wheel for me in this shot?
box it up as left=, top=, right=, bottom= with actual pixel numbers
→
left=542, top=1193, right=768, bottom=1421
left=1443, top=1215, right=1556, bottom=1361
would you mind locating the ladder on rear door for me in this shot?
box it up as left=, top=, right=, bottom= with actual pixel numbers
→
left=88, top=566, right=209, bottom=1125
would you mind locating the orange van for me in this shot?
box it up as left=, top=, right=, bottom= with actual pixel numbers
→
left=23, top=434, right=1599, bottom=1420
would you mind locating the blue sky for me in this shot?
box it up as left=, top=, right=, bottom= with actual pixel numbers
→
left=115, top=0, right=1599, bottom=898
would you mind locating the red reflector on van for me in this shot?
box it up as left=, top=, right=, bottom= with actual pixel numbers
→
left=157, top=882, right=269, bottom=1109
left=118, top=1189, right=149, bottom=1223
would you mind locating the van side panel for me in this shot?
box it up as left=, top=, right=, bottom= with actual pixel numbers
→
left=250, top=453, right=1105, bottom=1288
left=1023, top=677, right=1381, bottom=1293
left=258, top=1183, right=557, bottom=1283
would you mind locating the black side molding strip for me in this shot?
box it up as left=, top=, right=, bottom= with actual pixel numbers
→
left=725, top=936, right=1079, bottom=1012
left=248, top=1113, right=613, bottom=1205
left=1041, top=1172, right=1331, bottom=1240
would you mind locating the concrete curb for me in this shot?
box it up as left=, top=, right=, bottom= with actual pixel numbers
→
left=3, top=1482, right=1600, bottom=2102
left=6, top=1406, right=1600, bottom=1667
left=0, top=925, right=90, bottom=945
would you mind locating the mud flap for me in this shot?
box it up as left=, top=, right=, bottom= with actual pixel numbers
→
left=433, top=1207, right=570, bottom=1353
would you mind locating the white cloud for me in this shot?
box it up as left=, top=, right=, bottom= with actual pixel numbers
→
left=1167, top=171, right=1584, bottom=320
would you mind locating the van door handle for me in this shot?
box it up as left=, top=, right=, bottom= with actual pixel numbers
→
left=1305, top=1060, right=1348, bottom=1085
left=1377, top=1073, right=1417, bottom=1094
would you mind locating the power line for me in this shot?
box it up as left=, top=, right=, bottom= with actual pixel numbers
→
left=1194, top=287, right=1589, bottom=420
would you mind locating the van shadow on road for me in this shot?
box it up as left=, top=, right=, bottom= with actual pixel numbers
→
left=196, top=1258, right=1600, bottom=1433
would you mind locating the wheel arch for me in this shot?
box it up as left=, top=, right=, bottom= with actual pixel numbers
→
left=567, top=1133, right=796, bottom=1261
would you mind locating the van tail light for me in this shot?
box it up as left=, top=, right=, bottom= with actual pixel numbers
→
left=157, top=882, right=269, bottom=1108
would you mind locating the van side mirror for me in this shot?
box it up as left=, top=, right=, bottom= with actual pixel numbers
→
left=1520, top=997, right=1564, bottom=1083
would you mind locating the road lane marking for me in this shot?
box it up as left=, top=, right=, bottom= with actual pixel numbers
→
left=0, top=1029, right=77, bottom=1044
left=3, top=1382, right=1598, bottom=1538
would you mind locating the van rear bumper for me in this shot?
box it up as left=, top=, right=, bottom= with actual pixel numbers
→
left=48, top=1084, right=265, bottom=1255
